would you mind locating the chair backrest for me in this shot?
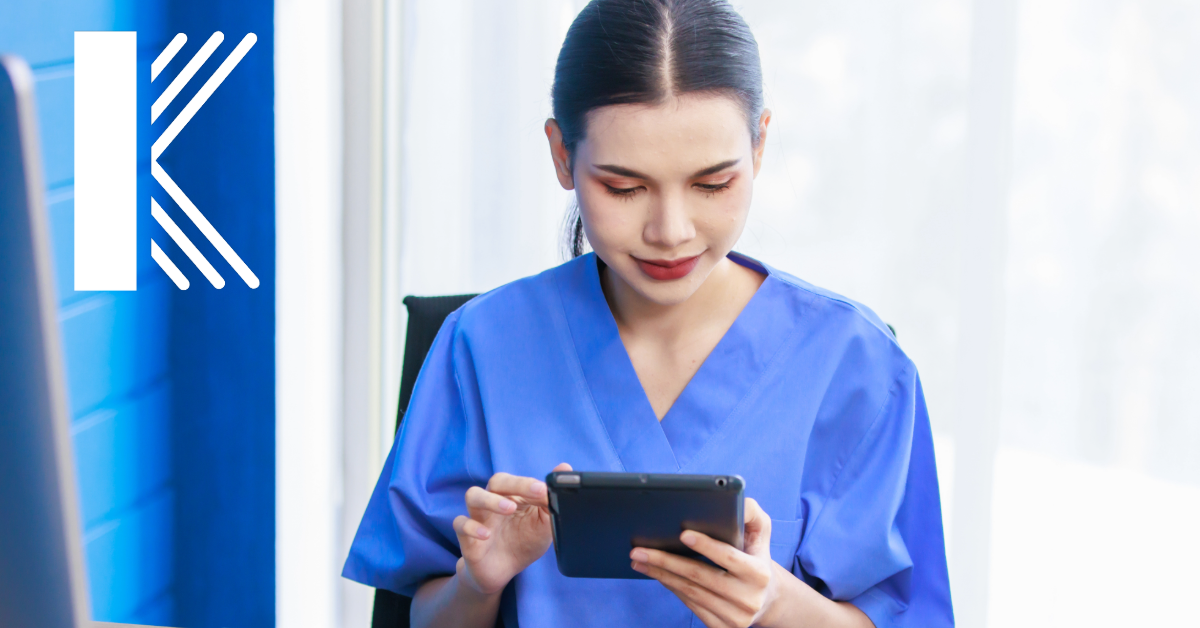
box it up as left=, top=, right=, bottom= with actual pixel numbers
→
left=394, top=294, right=479, bottom=434
left=372, top=294, right=477, bottom=628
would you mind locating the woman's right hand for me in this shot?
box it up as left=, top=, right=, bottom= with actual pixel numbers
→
left=452, top=462, right=572, bottom=595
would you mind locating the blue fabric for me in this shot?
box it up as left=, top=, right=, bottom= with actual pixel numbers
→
left=343, top=252, right=953, bottom=628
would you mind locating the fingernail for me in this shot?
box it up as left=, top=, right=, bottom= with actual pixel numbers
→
left=500, top=499, right=516, bottom=512
left=478, top=526, right=490, bottom=539
left=531, top=481, right=546, bottom=495
left=630, top=549, right=648, bottom=562
left=631, top=561, right=646, bottom=572
left=680, top=532, right=696, bottom=546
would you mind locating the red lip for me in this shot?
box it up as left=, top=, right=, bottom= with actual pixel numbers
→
left=633, top=255, right=701, bottom=281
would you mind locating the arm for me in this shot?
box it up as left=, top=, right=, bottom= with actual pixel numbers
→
left=758, top=564, right=874, bottom=628
left=631, top=498, right=873, bottom=628
left=411, top=575, right=501, bottom=628
left=410, top=464, right=573, bottom=628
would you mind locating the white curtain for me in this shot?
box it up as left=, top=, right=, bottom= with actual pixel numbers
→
left=396, top=0, right=582, bottom=296
left=390, top=1, right=1200, bottom=625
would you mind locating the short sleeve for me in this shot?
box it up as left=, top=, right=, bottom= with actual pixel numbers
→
left=341, top=310, right=493, bottom=596
left=797, top=367, right=954, bottom=628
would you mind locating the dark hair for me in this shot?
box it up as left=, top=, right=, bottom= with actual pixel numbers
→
left=552, top=0, right=765, bottom=258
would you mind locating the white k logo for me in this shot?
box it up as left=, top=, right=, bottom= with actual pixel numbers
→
left=74, top=31, right=259, bottom=291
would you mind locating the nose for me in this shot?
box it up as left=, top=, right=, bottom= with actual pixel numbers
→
left=642, top=188, right=696, bottom=250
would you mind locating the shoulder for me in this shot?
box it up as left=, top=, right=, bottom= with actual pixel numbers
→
left=756, top=260, right=925, bottom=492
left=765, top=263, right=896, bottom=343
left=749, top=254, right=915, bottom=385
left=438, top=256, right=585, bottom=344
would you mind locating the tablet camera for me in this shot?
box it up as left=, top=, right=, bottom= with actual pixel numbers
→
left=715, top=477, right=727, bottom=488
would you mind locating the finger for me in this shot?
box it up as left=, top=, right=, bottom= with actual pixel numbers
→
left=454, top=515, right=493, bottom=565
left=743, top=497, right=768, bottom=530
left=465, top=486, right=518, bottom=516
left=551, top=462, right=573, bottom=472
left=633, top=559, right=751, bottom=627
left=453, top=515, right=491, bottom=546
left=486, top=472, right=549, bottom=506
left=742, top=498, right=772, bottom=558
left=631, top=547, right=734, bottom=595
left=679, top=530, right=759, bottom=579
left=688, top=603, right=731, bottom=628
left=669, top=590, right=736, bottom=628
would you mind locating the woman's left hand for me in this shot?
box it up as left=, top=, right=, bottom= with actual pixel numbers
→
left=631, top=497, right=785, bottom=628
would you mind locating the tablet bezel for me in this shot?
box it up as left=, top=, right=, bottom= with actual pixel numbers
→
left=546, top=471, right=745, bottom=579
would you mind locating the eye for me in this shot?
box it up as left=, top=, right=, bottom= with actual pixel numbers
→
left=603, top=183, right=642, bottom=199
left=694, top=181, right=732, bottom=196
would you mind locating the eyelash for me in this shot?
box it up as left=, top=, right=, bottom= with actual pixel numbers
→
left=695, top=182, right=732, bottom=197
left=603, top=184, right=641, bottom=200
left=602, top=181, right=732, bottom=199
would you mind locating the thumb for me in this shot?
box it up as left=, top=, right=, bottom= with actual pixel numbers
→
left=743, top=498, right=772, bottom=558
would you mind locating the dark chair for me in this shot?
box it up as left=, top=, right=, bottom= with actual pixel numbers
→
left=372, top=294, right=478, bottom=628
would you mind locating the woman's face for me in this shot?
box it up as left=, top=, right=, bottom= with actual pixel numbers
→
left=547, top=94, right=770, bottom=306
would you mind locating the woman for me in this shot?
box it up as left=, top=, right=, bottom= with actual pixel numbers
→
left=343, top=1, right=952, bottom=626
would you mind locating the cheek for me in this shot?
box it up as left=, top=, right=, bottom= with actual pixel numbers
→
left=697, top=186, right=753, bottom=242
left=577, top=188, right=643, bottom=248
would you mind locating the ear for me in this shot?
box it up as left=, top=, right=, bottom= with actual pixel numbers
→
left=752, top=109, right=772, bottom=178
left=545, top=119, right=575, bottom=190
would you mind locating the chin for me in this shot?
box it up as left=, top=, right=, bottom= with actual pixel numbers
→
left=632, top=281, right=699, bottom=306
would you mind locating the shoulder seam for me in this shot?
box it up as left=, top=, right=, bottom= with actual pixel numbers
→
left=769, top=273, right=901, bottom=349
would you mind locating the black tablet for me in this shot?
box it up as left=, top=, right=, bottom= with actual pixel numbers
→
left=546, top=471, right=744, bottom=579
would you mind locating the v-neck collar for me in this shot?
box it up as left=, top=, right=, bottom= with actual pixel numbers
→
left=555, top=252, right=806, bottom=472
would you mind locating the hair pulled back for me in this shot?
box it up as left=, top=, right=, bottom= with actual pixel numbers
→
left=552, top=0, right=765, bottom=258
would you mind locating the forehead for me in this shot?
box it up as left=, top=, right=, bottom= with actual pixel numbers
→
left=581, top=94, right=751, bottom=174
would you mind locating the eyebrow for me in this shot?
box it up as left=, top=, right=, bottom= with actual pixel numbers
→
left=593, top=158, right=742, bottom=180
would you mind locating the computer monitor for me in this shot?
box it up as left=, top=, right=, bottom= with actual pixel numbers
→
left=0, top=54, right=92, bottom=628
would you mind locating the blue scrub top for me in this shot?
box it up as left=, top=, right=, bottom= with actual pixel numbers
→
left=343, top=252, right=953, bottom=628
